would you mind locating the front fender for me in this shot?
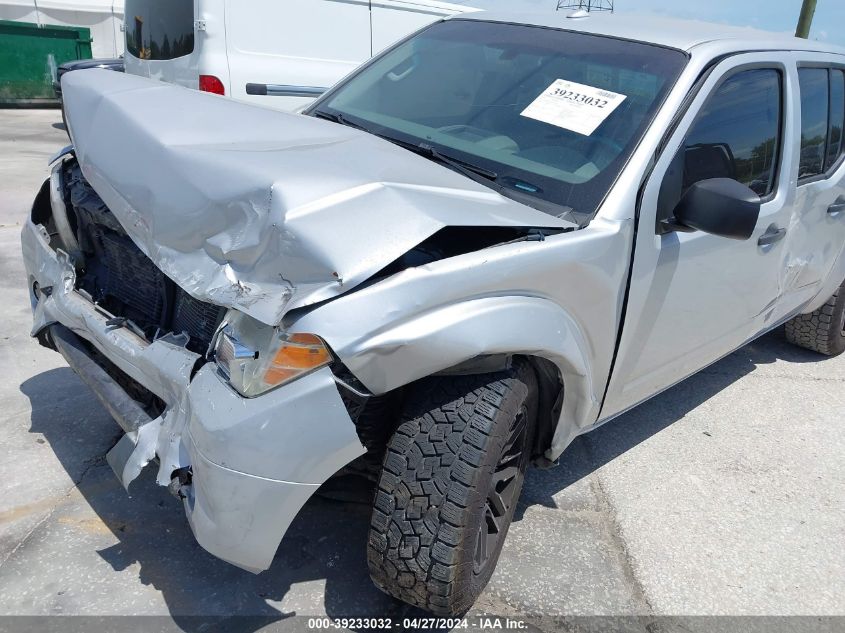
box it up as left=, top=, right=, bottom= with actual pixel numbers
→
left=293, top=218, right=633, bottom=460
left=318, top=295, right=600, bottom=461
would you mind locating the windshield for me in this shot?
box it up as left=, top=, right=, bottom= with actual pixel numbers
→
left=311, top=19, right=687, bottom=220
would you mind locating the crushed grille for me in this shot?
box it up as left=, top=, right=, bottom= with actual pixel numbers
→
left=172, top=289, right=226, bottom=354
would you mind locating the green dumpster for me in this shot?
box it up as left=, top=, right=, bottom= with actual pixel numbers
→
left=0, top=20, right=93, bottom=106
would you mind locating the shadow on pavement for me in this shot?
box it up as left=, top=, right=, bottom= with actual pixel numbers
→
left=19, top=328, right=829, bottom=630
left=20, top=370, right=401, bottom=631
left=517, top=328, right=832, bottom=516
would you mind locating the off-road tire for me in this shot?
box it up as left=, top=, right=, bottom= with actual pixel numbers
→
left=784, top=283, right=845, bottom=356
left=367, top=361, right=538, bottom=615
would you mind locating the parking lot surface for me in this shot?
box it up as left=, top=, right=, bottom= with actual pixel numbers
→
left=0, top=110, right=843, bottom=631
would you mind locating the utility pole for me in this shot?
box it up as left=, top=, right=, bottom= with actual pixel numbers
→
left=795, top=0, right=817, bottom=39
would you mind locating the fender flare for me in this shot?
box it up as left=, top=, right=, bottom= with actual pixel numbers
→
left=323, top=295, right=601, bottom=461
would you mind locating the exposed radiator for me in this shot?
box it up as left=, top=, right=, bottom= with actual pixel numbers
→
left=69, top=160, right=226, bottom=356
left=99, top=228, right=167, bottom=324
left=172, top=289, right=226, bottom=354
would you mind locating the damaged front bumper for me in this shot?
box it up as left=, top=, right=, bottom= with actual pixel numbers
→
left=21, top=218, right=365, bottom=573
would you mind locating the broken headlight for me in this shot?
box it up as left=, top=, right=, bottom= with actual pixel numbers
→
left=213, top=318, right=332, bottom=398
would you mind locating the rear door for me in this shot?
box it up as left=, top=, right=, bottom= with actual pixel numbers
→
left=775, top=59, right=845, bottom=318
left=602, top=56, right=794, bottom=419
left=225, top=0, right=371, bottom=111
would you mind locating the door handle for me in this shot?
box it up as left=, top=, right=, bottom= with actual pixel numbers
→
left=828, top=202, right=845, bottom=217
left=758, top=226, right=787, bottom=247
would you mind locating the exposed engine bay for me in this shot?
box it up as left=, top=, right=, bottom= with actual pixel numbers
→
left=60, top=161, right=226, bottom=356
left=39, top=158, right=433, bottom=476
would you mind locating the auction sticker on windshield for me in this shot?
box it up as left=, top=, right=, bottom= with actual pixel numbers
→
left=521, top=79, right=627, bottom=136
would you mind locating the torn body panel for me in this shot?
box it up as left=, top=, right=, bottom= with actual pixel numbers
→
left=62, top=69, right=575, bottom=326
left=50, top=325, right=154, bottom=434
left=22, top=216, right=365, bottom=572
left=293, top=215, right=634, bottom=461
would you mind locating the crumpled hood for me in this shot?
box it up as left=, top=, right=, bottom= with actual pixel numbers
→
left=62, top=69, right=574, bottom=325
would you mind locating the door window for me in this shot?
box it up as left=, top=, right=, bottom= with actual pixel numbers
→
left=683, top=69, right=782, bottom=196
left=798, top=68, right=830, bottom=178
left=825, top=70, right=845, bottom=171
left=798, top=67, right=845, bottom=179
left=657, top=68, right=782, bottom=225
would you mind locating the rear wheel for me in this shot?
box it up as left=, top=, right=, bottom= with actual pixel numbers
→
left=784, top=282, right=845, bottom=356
left=367, top=360, right=538, bottom=615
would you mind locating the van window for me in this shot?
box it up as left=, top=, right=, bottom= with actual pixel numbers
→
left=798, top=68, right=830, bottom=178
left=683, top=69, right=782, bottom=196
left=125, top=0, right=195, bottom=61
left=825, top=70, right=845, bottom=171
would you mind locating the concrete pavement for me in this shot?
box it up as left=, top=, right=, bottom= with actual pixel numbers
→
left=0, top=110, right=842, bottom=631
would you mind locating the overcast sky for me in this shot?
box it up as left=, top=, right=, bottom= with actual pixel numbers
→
left=447, top=0, right=845, bottom=46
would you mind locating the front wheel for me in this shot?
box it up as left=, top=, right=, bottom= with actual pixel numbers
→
left=60, top=104, right=69, bottom=137
left=367, top=360, right=538, bottom=615
left=784, top=282, right=845, bottom=356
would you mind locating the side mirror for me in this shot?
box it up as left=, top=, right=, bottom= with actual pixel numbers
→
left=662, top=178, right=761, bottom=240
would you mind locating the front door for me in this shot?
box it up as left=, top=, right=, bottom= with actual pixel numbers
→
left=602, top=56, right=794, bottom=419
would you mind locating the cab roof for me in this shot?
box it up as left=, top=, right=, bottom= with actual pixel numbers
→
left=455, top=10, right=845, bottom=56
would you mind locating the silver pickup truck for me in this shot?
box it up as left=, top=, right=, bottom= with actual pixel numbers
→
left=21, top=10, right=845, bottom=616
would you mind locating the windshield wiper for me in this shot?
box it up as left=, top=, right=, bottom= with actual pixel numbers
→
left=417, top=144, right=498, bottom=181
left=310, top=118, right=575, bottom=224
left=490, top=229, right=549, bottom=247
left=312, top=112, right=499, bottom=186
left=377, top=136, right=498, bottom=182
left=376, top=134, right=576, bottom=220
left=313, top=115, right=511, bottom=187
left=311, top=113, right=493, bottom=184
left=312, top=110, right=367, bottom=131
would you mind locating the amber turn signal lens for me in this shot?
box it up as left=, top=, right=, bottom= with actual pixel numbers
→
left=263, top=333, right=331, bottom=385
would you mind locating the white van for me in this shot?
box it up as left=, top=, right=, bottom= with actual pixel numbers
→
left=122, top=0, right=473, bottom=110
